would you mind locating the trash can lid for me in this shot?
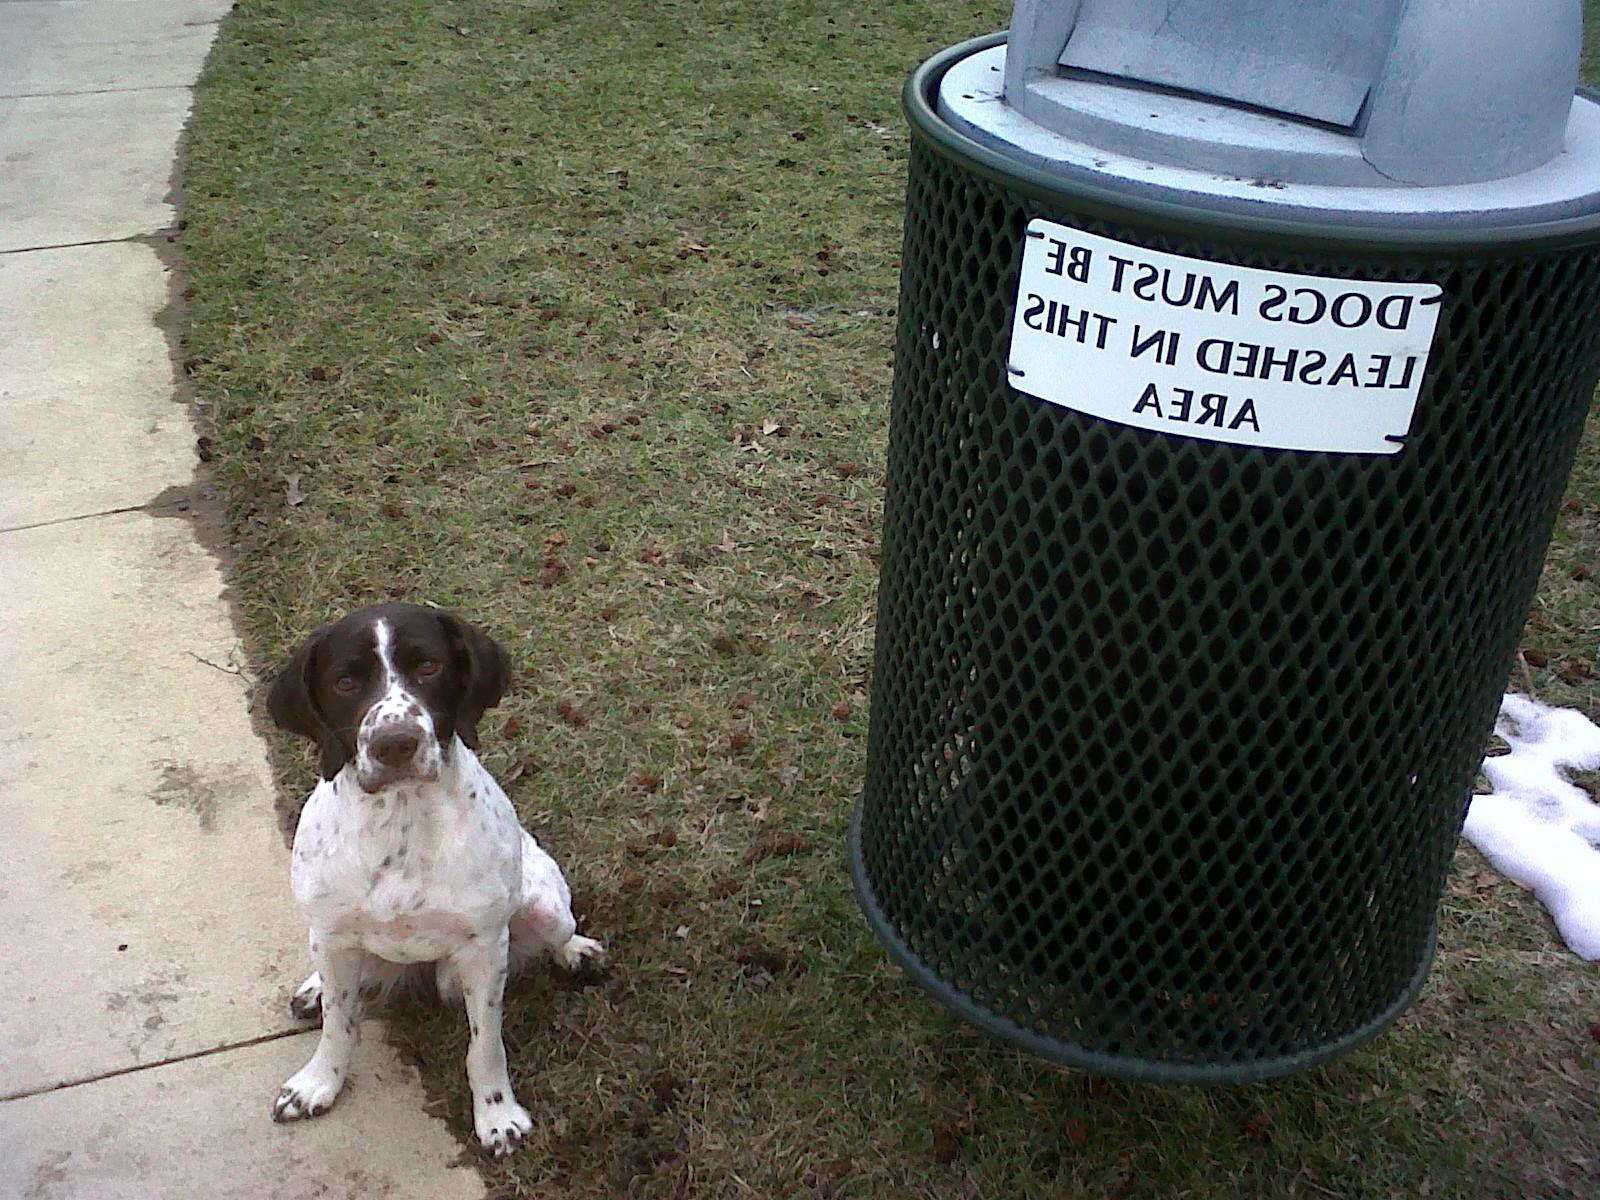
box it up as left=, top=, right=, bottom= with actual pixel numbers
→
left=934, top=2, right=1600, bottom=230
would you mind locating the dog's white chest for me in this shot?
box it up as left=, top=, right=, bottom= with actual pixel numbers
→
left=333, top=864, right=478, bottom=964
left=291, top=757, right=522, bottom=964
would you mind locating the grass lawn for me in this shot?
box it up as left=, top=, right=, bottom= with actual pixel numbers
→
left=183, top=3, right=1600, bottom=1197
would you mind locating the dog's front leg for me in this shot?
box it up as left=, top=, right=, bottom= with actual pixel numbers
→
left=272, top=940, right=365, bottom=1122
left=450, top=930, right=533, bottom=1158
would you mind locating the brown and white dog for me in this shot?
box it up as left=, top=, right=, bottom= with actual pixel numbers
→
left=266, top=603, right=602, bottom=1157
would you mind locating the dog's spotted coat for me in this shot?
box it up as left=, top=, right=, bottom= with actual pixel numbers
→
left=267, top=604, right=603, bottom=1157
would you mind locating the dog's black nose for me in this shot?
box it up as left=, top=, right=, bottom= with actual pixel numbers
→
left=370, top=730, right=420, bottom=767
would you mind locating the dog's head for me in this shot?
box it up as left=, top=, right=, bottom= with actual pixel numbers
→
left=267, top=604, right=510, bottom=792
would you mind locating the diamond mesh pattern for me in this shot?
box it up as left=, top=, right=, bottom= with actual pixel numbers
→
left=851, top=135, right=1600, bottom=1083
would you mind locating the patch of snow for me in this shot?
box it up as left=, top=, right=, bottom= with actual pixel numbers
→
left=1461, top=693, right=1600, bottom=960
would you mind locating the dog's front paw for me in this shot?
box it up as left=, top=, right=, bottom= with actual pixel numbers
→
left=288, top=972, right=323, bottom=1022
left=474, top=1091, right=534, bottom=1159
left=272, top=1064, right=344, bottom=1123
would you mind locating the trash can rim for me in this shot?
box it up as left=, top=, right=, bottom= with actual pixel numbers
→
left=906, top=33, right=1600, bottom=255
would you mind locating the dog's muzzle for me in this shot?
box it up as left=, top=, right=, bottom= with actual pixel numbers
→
left=355, top=700, right=443, bottom=792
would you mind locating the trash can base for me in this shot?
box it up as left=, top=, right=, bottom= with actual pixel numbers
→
left=849, top=797, right=1438, bottom=1086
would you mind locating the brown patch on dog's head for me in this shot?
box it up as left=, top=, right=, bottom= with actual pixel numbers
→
left=267, top=604, right=511, bottom=780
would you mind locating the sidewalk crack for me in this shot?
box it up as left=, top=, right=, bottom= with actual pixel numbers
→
left=0, top=1029, right=308, bottom=1104
left=0, top=83, right=194, bottom=101
left=1, top=229, right=180, bottom=257
left=0, top=504, right=150, bottom=536
left=0, top=487, right=198, bottom=535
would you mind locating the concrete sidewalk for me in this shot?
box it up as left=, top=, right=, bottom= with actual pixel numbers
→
left=0, top=5, right=483, bottom=1197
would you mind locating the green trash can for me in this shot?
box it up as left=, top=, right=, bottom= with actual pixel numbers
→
left=851, top=4, right=1600, bottom=1083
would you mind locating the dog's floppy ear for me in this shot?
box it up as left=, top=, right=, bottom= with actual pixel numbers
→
left=266, top=626, right=349, bottom=780
left=440, top=612, right=511, bottom=751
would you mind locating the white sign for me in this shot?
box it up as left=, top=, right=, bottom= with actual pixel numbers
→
left=1006, top=219, right=1443, bottom=454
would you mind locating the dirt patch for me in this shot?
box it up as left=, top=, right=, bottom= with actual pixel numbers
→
left=148, top=760, right=232, bottom=831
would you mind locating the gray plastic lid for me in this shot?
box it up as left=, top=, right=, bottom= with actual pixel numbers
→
left=1000, top=0, right=1582, bottom=188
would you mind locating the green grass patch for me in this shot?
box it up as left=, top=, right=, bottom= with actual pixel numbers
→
left=185, top=4, right=1600, bottom=1197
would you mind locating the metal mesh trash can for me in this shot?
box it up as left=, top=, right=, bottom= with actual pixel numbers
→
left=851, top=2, right=1600, bottom=1083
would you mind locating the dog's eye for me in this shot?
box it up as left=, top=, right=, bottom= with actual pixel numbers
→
left=415, top=658, right=441, bottom=679
left=333, top=674, right=359, bottom=695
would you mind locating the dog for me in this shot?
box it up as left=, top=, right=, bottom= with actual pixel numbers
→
left=265, top=603, right=603, bottom=1157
